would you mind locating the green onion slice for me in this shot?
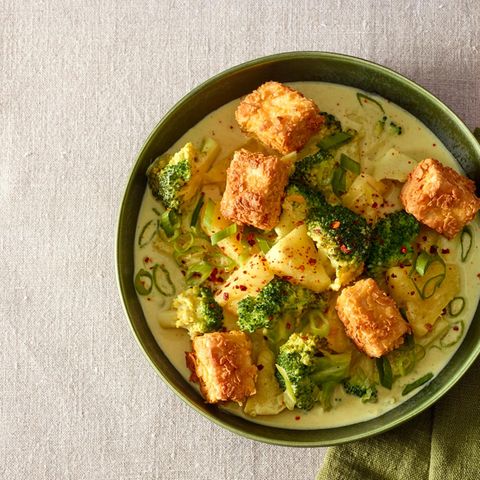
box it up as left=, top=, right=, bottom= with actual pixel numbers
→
left=332, top=166, right=347, bottom=197
left=186, top=261, right=214, bottom=286
left=317, top=132, right=353, bottom=150
left=211, top=224, right=238, bottom=246
left=134, top=269, right=153, bottom=295
left=448, top=297, right=465, bottom=318
left=190, top=194, right=205, bottom=228
left=173, top=231, right=195, bottom=254
left=376, top=357, right=393, bottom=389
left=402, top=373, right=434, bottom=396
left=257, top=237, right=271, bottom=254
left=159, top=210, right=179, bottom=238
left=138, top=219, right=158, bottom=248
left=340, top=154, right=360, bottom=175
left=356, top=92, right=385, bottom=113
left=410, top=252, right=446, bottom=299
left=440, top=321, right=464, bottom=348
left=460, top=226, right=473, bottom=262
left=152, top=264, right=175, bottom=296
left=203, top=199, right=216, bottom=230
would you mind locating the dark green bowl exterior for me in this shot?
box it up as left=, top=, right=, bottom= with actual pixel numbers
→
left=116, top=52, right=480, bottom=446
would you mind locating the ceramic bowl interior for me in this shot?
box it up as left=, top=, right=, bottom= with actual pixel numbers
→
left=116, top=52, right=480, bottom=446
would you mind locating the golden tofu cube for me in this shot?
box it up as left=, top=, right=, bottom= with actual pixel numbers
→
left=336, top=278, right=410, bottom=358
left=188, top=331, right=257, bottom=404
left=401, top=158, right=480, bottom=239
left=220, top=149, right=289, bottom=230
left=235, top=81, right=324, bottom=154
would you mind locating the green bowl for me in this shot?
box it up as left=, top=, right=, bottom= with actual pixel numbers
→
left=116, top=52, right=480, bottom=446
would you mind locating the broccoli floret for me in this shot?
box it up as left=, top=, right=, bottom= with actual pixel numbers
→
left=307, top=197, right=371, bottom=290
left=147, top=143, right=200, bottom=211
left=275, top=333, right=351, bottom=410
left=173, top=285, right=223, bottom=338
left=366, top=210, right=420, bottom=280
left=290, top=149, right=338, bottom=202
left=237, top=277, right=317, bottom=334
left=343, top=378, right=377, bottom=402
left=317, top=112, right=343, bottom=140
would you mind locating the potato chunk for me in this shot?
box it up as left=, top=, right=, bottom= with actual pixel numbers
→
left=401, top=158, right=480, bottom=239
left=188, top=331, right=257, bottom=404
left=235, top=81, right=324, bottom=154
left=336, top=278, right=410, bottom=358
left=220, top=149, right=289, bottom=230
left=385, top=263, right=460, bottom=337
left=215, top=253, right=274, bottom=314
left=265, top=224, right=330, bottom=292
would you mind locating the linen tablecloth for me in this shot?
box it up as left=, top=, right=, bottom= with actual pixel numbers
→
left=1, top=1, right=478, bottom=478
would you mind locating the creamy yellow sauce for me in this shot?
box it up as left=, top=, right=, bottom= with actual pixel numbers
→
left=134, top=82, right=480, bottom=430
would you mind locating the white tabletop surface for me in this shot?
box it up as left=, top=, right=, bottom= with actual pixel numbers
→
left=1, top=1, right=478, bottom=478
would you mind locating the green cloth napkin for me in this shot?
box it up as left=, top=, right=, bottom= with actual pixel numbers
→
left=317, top=357, right=480, bottom=480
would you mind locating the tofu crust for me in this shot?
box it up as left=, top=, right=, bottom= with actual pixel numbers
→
left=336, top=278, right=410, bottom=358
left=220, top=149, right=289, bottom=230
left=188, top=331, right=257, bottom=404
left=400, top=158, right=480, bottom=239
left=235, top=81, right=324, bottom=154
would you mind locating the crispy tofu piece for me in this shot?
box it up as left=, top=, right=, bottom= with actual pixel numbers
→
left=188, top=331, right=257, bottom=404
left=235, top=81, right=324, bottom=154
left=336, top=278, right=410, bottom=358
left=400, top=158, right=480, bottom=239
left=220, top=149, right=289, bottom=230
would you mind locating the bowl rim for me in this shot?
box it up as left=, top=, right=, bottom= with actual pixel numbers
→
left=116, top=51, right=480, bottom=447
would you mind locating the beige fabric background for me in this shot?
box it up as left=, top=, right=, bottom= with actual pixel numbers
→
left=1, top=1, right=478, bottom=479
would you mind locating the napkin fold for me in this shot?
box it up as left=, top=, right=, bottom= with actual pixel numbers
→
left=317, top=357, right=480, bottom=480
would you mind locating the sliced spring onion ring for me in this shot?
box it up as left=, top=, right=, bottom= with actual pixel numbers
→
left=211, top=224, right=238, bottom=245
left=202, top=198, right=216, bottom=230
left=317, top=131, right=353, bottom=150
left=211, top=251, right=237, bottom=272
left=440, top=321, right=464, bottom=348
left=257, top=237, right=271, bottom=254
left=134, top=269, right=153, bottom=295
left=190, top=194, right=204, bottom=227
left=331, top=166, right=347, bottom=196
left=340, top=154, right=360, bottom=175
left=138, top=219, right=158, bottom=247
left=376, top=357, right=393, bottom=389
left=460, top=226, right=473, bottom=262
left=356, top=92, right=385, bottom=113
left=402, top=372, right=434, bottom=396
left=186, top=261, right=214, bottom=286
left=414, top=251, right=434, bottom=276
left=448, top=297, right=466, bottom=317
left=173, top=231, right=195, bottom=254
left=410, top=252, right=446, bottom=299
left=152, top=264, right=176, bottom=296
left=160, top=210, right=179, bottom=238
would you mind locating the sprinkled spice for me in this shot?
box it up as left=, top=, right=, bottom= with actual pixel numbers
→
left=257, top=364, right=264, bottom=371
left=223, top=292, right=229, bottom=301
left=238, top=285, right=247, bottom=291
left=441, top=248, right=450, bottom=254
left=295, top=416, right=301, bottom=421
left=340, top=244, right=351, bottom=254
left=308, top=258, right=317, bottom=265
left=400, top=246, right=407, bottom=254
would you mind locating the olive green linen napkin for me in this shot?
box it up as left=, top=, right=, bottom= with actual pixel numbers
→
left=317, top=357, right=480, bottom=480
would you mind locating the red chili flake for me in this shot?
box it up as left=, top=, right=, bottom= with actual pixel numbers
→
left=235, top=233, right=241, bottom=241
left=477, top=273, right=480, bottom=280
left=441, top=248, right=450, bottom=254
left=372, top=202, right=378, bottom=208
left=453, top=326, right=459, bottom=331
left=257, top=364, right=264, bottom=371
left=286, top=322, right=291, bottom=330
left=208, top=268, right=219, bottom=282
left=282, top=275, right=293, bottom=281
left=223, top=292, right=229, bottom=301
left=340, top=244, right=351, bottom=254
left=308, top=258, right=317, bottom=265
left=425, top=323, right=433, bottom=332
left=422, top=236, right=427, bottom=241
left=144, top=256, right=151, bottom=263
left=391, top=273, right=397, bottom=279
left=429, top=245, right=438, bottom=254
left=433, top=143, right=436, bottom=147
left=331, top=220, right=341, bottom=229
left=247, top=232, right=256, bottom=246
left=295, top=416, right=301, bottom=421
left=298, top=265, right=305, bottom=272
left=239, top=285, right=247, bottom=291
left=400, top=246, right=407, bottom=254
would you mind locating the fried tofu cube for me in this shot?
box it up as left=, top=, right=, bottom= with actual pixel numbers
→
left=235, top=81, right=324, bottom=154
left=336, top=278, right=410, bottom=358
left=401, top=158, right=480, bottom=239
left=220, top=149, right=289, bottom=230
left=188, top=331, right=257, bottom=404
